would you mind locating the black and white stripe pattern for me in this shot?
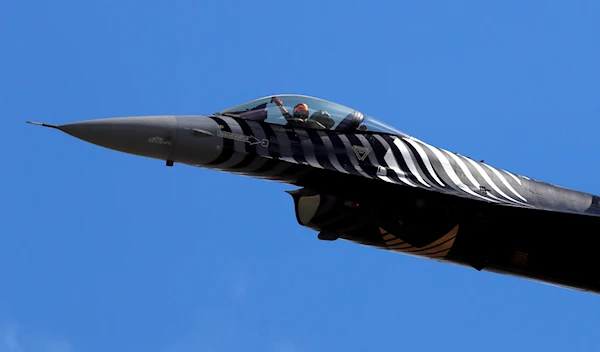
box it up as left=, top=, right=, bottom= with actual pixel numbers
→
left=200, top=116, right=531, bottom=207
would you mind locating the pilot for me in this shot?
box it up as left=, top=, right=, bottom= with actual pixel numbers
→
left=271, top=97, right=310, bottom=127
left=307, top=110, right=335, bottom=129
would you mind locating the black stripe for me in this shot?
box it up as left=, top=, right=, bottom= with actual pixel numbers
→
left=230, top=119, right=257, bottom=169
left=254, top=158, right=281, bottom=173
left=305, top=129, right=335, bottom=170
left=237, top=119, right=256, bottom=155
left=327, top=133, right=362, bottom=177
left=206, top=116, right=233, bottom=166
left=286, top=127, right=307, bottom=165
left=587, top=196, right=600, bottom=215
left=284, top=163, right=317, bottom=183
left=345, top=134, right=378, bottom=177
left=279, top=163, right=306, bottom=178
left=257, top=162, right=303, bottom=182
left=231, top=154, right=258, bottom=170
left=260, top=122, right=280, bottom=160
left=367, top=135, right=403, bottom=184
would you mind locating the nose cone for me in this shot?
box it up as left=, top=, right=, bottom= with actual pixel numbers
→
left=59, top=116, right=177, bottom=160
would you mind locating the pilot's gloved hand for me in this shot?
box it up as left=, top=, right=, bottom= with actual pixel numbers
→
left=271, top=97, right=283, bottom=106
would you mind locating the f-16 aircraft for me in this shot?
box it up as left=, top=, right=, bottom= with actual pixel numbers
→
left=28, top=94, right=600, bottom=294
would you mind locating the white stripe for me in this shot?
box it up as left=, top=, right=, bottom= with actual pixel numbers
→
left=356, top=135, right=401, bottom=185
left=420, top=143, right=495, bottom=202
left=384, top=149, right=418, bottom=187
left=444, top=151, right=501, bottom=203
left=295, top=129, right=323, bottom=169
left=378, top=175, right=400, bottom=184
left=483, top=164, right=528, bottom=202
left=392, top=138, right=431, bottom=188
left=404, top=137, right=445, bottom=187
left=212, top=119, right=247, bottom=169
left=411, top=136, right=525, bottom=187
left=356, top=135, right=389, bottom=182
left=374, top=135, right=418, bottom=187
left=463, top=157, right=525, bottom=205
left=270, top=126, right=298, bottom=164
left=503, top=170, right=522, bottom=185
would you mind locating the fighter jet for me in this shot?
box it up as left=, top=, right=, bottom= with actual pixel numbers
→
left=28, top=94, right=600, bottom=294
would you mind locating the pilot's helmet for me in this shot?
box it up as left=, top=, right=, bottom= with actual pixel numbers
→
left=310, top=110, right=335, bottom=129
left=293, top=103, right=309, bottom=120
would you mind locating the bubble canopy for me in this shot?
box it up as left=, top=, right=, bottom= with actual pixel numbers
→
left=214, top=94, right=406, bottom=136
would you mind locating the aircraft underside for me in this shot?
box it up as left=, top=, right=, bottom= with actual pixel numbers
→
left=270, top=165, right=600, bottom=294
left=173, top=108, right=600, bottom=294
left=191, top=141, right=600, bottom=295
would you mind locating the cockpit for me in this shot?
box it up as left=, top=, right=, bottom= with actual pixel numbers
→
left=213, top=94, right=406, bottom=136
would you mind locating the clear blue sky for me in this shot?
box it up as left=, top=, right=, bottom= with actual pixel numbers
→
left=3, top=1, right=600, bottom=351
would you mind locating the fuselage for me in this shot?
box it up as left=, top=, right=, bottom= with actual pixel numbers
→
left=173, top=113, right=600, bottom=216
left=30, top=94, right=600, bottom=294
left=169, top=114, right=600, bottom=294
